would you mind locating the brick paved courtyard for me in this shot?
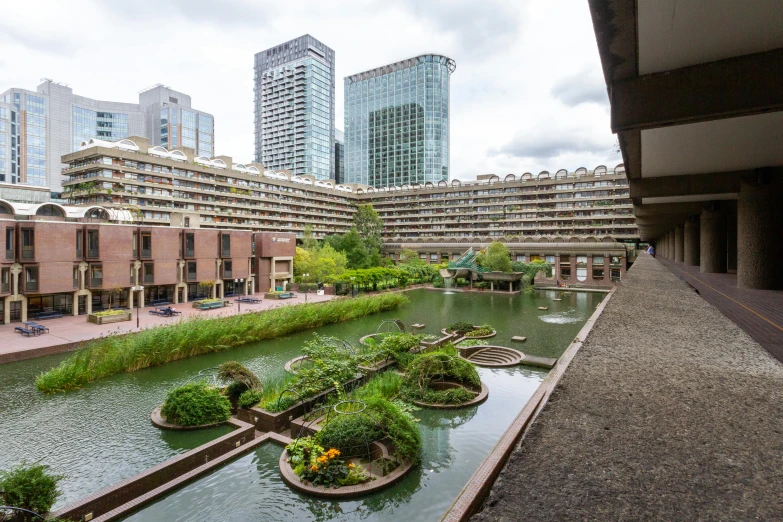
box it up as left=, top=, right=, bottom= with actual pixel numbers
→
left=0, top=292, right=335, bottom=363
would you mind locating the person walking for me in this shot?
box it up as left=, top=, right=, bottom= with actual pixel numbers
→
left=646, top=244, right=655, bottom=258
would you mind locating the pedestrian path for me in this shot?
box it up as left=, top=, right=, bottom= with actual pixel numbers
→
left=659, top=256, right=783, bottom=362
left=471, top=254, right=783, bottom=521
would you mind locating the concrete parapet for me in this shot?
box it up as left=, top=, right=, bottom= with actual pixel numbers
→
left=674, top=225, right=684, bottom=262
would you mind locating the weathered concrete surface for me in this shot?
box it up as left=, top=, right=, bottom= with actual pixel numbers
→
left=472, top=254, right=783, bottom=521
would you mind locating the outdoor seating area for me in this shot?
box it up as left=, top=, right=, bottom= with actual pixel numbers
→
left=14, top=322, right=50, bottom=337
left=34, top=310, right=64, bottom=320
left=148, top=306, right=181, bottom=317
left=236, top=296, right=262, bottom=304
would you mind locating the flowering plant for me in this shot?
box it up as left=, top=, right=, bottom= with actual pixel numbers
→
left=286, top=437, right=370, bottom=488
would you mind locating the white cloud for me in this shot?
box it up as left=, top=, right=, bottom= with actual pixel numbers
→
left=0, top=0, right=616, bottom=180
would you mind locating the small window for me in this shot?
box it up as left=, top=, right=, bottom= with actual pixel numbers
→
left=593, top=266, right=605, bottom=280
left=141, top=232, right=152, bottom=258
left=130, top=264, right=135, bottom=285
left=90, top=264, right=103, bottom=288
left=221, top=234, right=231, bottom=257
left=559, top=255, right=570, bottom=263
left=4, top=227, right=13, bottom=260
left=143, top=263, right=154, bottom=284
left=25, top=266, right=39, bottom=292
left=592, top=256, right=605, bottom=266
left=132, top=231, right=137, bottom=257
left=87, top=230, right=99, bottom=258
left=223, top=260, right=233, bottom=278
left=1, top=267, right=10, bottom=293
left=76, top=230, right=83, bottom=258
left=73, top=265, right=79, bottom=289
left=560, top=266, right=571, bottom=281
left=187, top=261, right=197, bottom=281
left=185, top=233, right=195, bottom=257
left=184, top=217, right=190, bottom=227
left=21, top=229, right=34, bottom=260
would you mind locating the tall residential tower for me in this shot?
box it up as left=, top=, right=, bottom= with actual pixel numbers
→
left=254, top=35, right=335, bottom=180
left=0, top=80, right=214, bottom=195
left=344, top=54, right=455, bottom=187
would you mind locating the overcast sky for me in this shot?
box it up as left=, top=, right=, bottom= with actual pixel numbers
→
left=0, top=0, right=620, bottom=180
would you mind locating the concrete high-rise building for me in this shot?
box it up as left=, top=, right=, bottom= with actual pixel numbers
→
left=344, top=54, right=455, bottom=187
left=0, top=80, right=214, bottom=196
left=254, top=35, right=335, bottom=180
left=334, top=129, right=344, bottom=184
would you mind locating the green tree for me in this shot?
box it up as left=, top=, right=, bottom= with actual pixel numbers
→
left=329, top=228, right=371, bottom=269
left=0, top=463, right=64, bottom=515
left=399, top=248, right=425, bottom=265
left=301, top=224, right=319, bottom=251
left=477, top=241, right=512, bottom=272
left=353, top=204, right=383, bottom=254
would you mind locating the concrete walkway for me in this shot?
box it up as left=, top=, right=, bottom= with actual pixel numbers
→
left=472, top=254, right=783, bottom=521
left=0, top=293, right=334, bottom=364
left=659, top=256, right=783, bottom=363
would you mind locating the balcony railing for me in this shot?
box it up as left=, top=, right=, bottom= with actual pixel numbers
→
left=221, top=248, right=231, bottom=258
left=5, top=249, right=12, bottom=261
left=143, top=274, right=154, bottom=284
left=90, top=277, right=102, bottom=288
left=223, top=269, right=233, bottom=279
left=1, top=282, right=9, bottom=293
left=185, top=248, right=195, bottom=257
left=141, top=248, right=151, bottom=259
left=87, top=249, right=99, bottom=258
left=26, top=281, right=39, bottom=292
left=21, top=248, right=34, bottom=260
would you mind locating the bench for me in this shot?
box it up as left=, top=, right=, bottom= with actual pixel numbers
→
left=278, top=292, right=296, bottom=299
left=25, top=322, right=49, bottom=334
left=15, top=326, right=36, bottom=337
left=197, top=301, right=224, bottom=310
left=36, top=311, right=63, bottom=320
left=237, top=297, right=261, bottom=304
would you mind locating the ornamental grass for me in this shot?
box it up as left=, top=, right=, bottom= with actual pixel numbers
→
left=36, top=293, right=408, bottom=394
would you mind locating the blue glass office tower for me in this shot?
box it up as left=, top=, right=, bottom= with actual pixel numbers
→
left=254, top=35, right=335, bottom=180
left=344, top=54, right=455, bottom=187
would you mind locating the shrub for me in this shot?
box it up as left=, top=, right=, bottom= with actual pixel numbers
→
left=458, top=338, right=491, bottom=348
left=465, top=324, right=494, bottom=337
left=0, top=463, right=64, bottom=515
left=238, top=389, right=263, bottom=409
left=37, top=293, right=408, bottom=393
left=93, top=309, right=127, bottom=317
left=361, top=333, right=423, bottom=365
left=160, top=381, right=231, bottom=427
left=401, top=350, right=481, bottom=406
left=316, top=396, right=421, bottom=462
left=447, top=321, right=474, bottom=335
left=217, top=361, right=262, bottom=391
left=224, top=381, right=248, bottom=401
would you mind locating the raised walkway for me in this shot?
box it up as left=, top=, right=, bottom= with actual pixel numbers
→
left=0, top=293, right=334, bottom=364
left=658, top=257, right=783, bottom=363
left=471, top=254, right=783, bottom=521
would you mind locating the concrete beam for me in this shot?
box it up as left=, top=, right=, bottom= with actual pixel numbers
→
left=635, top=215, right=692, bottom=226
left=633, top=202, right=704, bottom=217
left=587, top=0, right=638, bottom=85
left=629, top=171, right=745, bottom=199
left=611, top=48, right=783, bottom=133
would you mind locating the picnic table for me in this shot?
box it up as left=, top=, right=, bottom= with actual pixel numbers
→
left=236, top=296, right=262, bottom=304
left=24, top=321, right=49, bottom=334
left=149, top=306, right=181, bottom=317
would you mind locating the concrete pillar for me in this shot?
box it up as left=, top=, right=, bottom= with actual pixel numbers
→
left=674, top=225, right=684, bottom=263
left=700, top=207, right=727, bottom=274
left=684, top=220, right=700, bottom=266
left=3, top=296, right=9, bottom=324
left=20, top=298, right=27, bottom=323
left=737, top=173, right=783, bottom=289
left=72, top=291, right=79, bottom=316
left=668, top=231, right=675, bottom=260
left=490, top=281, right=494, bottom=292
left=726, top=206, right=738, bottom=273
left=128, top=288, right=134, bottom=309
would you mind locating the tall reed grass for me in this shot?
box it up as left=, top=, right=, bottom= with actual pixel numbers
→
left=36, top=293, right=408, bottom=393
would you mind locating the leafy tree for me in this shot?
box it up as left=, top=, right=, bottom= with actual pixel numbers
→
left=0, top=463, right=64, bottom=515
left=353, top=204, right=383, bottom=254
left=294, top=244, right=347, bottom=283
left=301, top=224, right=319, bottom=251
left=399, top=248, right=425, bottom=265
left=329, top=228, right=371, bottom=269
left=476, top=242, right=512, bottom=272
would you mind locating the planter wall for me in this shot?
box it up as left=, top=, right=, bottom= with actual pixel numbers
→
left=87, top=311, right=132, bottom=325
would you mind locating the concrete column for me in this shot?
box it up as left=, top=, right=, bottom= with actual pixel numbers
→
left=668, top=231, right=675, bottom=260
left=490, top=281, right=494, bottom=292
left=72, top=291, right=79, bottom=316
left=128, top=288, right=134, bottom=309
left=726, top=206, right=738, bottom=273
left=20, top=298, right=27, bottom=323
left=684, top=220, right=700, bottom=266
left=3, top=296, right=9, bottom=324
left=700, top=207, right=727, bottom=274
left=737, top=173, right=783, bottom=289
left=674, top=225, right=684, bottom=263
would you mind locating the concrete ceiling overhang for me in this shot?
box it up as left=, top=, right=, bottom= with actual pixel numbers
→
left=588, top=0, right=783, bottom=241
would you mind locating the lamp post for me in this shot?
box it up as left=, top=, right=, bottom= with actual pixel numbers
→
left=303, top=273, right=309, bottom=302
left=234, top=278, right=244, bottom=312
left=350, top=276, right=356, bottom=298
left=131, top=285, right=144, bottom=328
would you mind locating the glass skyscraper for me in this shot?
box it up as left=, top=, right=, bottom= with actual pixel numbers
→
left=344, top=54, right=455, bottom=187
left=254, top=35, right=335, bottom=180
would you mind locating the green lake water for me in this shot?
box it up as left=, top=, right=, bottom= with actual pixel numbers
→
left=0, top=289, right=601, bottom=514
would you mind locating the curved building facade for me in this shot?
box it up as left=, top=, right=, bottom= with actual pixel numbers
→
left=344, top=54, right=455, bottom=187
